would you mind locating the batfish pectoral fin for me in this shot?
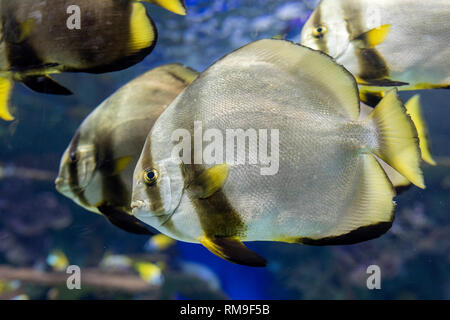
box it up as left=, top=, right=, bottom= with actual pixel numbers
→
left=199, top=236, right=267, bottom=267
left=357, top=76, right=409, bottom=87
left=0, top=77, right=15, bottom=121
left=300, top=154, right=395, bottom=245
left=15, top=18, right=36, bottom=43
left=21, top=75, right=73, bottom=95
left=142, top=0, right=187, bottom=15
left=191, top=164, right=229, bottom=199
left=97, top=205, right=155, bottom=235
left=351, top=24, right=391, bottom=49
left=111, top=156, right=134, bottom=175
left=404, top=95, right=436, bottom=166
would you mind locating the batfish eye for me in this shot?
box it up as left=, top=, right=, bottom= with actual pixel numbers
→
left=313, top=25, right=327, bottom=38
left=143, top=168, right=159, bottom=186
left=69, top=151, right=78, bottom=163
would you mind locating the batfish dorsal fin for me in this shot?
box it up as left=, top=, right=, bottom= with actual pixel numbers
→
left=142, top=0, right=187, bottom=15
left=190, top=164, right=229, bottom=199
left=199, top=236, right=267, bottom=267
left=161, top=63, right=199, bottom=85
left=207, top=39, right=360, bottom=120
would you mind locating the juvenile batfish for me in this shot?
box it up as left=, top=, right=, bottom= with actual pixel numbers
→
left=300, top=0, right=450, bottom=94
left=131, top=39, right=424, bottom=266
left=0, top=0, right=187, bottom=120
left=55, top=64, right=198, bottom=235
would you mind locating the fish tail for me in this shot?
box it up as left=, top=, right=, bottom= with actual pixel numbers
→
left=141, top=0, right=187, bottom=15
left=404, top=95, right=436, bottom=166
left=0, top=77, right=14, bottom=121
left=368, top=89, right=424, bottom=189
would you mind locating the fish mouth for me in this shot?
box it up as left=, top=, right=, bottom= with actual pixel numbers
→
left=131, top=200, right=167, bottom=218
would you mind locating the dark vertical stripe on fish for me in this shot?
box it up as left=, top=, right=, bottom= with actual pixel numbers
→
left=342, top=0, right=390, bottom=81
left=67, top=130, right=90, bottom=207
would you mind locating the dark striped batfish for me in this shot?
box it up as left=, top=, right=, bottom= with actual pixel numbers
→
left=131, top=39, right=424, bottom=266
left=0, top=0, right=187, bottom=120
left=300, top=0, right=450, bottom=103
left=55, top=63, right=198, bottom=235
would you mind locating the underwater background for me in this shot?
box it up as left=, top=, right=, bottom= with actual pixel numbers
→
left=1, top=0, right=449, bottom=300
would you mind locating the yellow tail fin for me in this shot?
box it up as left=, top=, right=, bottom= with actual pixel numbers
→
left=127, top=3, right=157, bottom=55
left=368, top=89, right=424, bottom=189
left=0, top=77, right=14, bottom=121
left=405, top=95, right=436, bottom=166
left=143, top=0, right=187, bottom=15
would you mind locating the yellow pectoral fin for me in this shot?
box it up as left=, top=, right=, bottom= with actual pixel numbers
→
left=17, top=18, right=36, bottom=43
left=112, top=156, right=134, bottom=175
left=191, top=164, right=229, bottom=199
left=0, top=77, right=14, bottom=121
left=352, top=24, right=391, bottom=48
left=199, top=236, right=267, bottom=267
left=405, top=95, right=436, bottom=166
left=142, top=0, right=187, bottom=15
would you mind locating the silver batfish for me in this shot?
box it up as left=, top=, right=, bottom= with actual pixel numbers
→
left=131, top=39, right=424, bottom=266
left=56, top=63, right=197, bottom=234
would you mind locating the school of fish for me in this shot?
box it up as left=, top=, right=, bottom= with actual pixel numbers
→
left=1, top=0, right=448, bottom=266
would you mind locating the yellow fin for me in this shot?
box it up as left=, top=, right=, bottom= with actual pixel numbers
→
left=191, top=164, right=229, bottom=199
left=353, top=24, right=391, bottom=48
left=112, top=156, right=133, bottom=175
left=143, top=0, right=187, bottom=15
left=17, top=18, right=35, bottom=43
left=297, top=154, right=395, bottom=245
left=368, top=89, right=424, bottom=188
left=408, top=83, right=450, bottom=90
left=199, top=236, right=266, bottom=267
left=163, top=63, right=198, bottom=84
left=0, top=77, right=14, bottom=121
left=405, top=95, right=436, bottom=166
left=127, top=3, right=156, bottom=55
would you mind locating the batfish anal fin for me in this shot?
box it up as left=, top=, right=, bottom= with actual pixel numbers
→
left=199, top=236, right=267, bottom=267
left=22, top=75, right=73, bottom=95
left=300, top=221, right=393, bottom=245
left=190, top=164, right=229, bottom=199
left=98, top=205, right=155, bottom=235
left=298, top=154, right=395, bottom=245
